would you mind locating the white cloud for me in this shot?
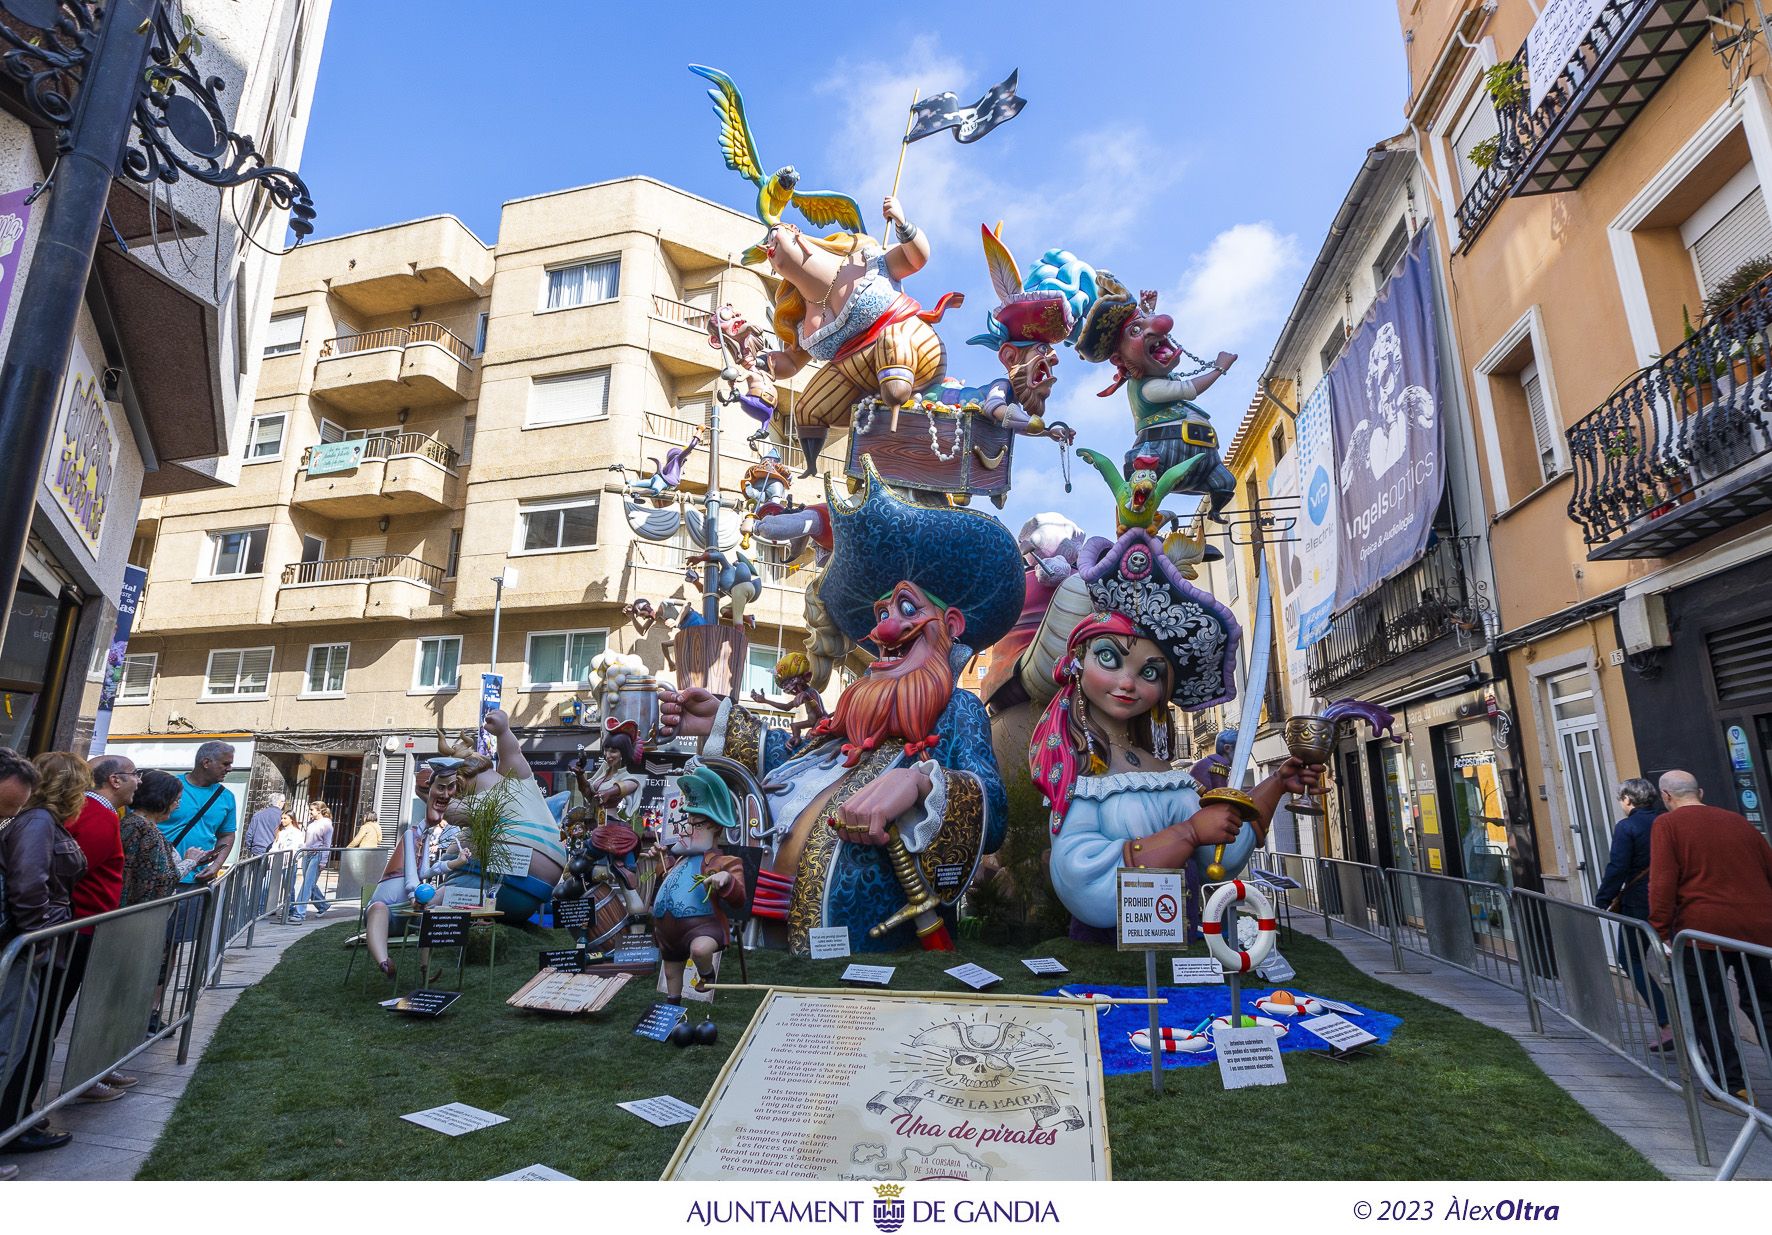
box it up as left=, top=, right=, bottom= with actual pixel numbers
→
left=1168, top=221, right=1303, bottom=356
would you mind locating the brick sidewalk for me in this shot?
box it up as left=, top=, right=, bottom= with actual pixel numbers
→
left=1287, top=913, right=1772, bottom=1180
left=3, top=912, right=341, bottom=1181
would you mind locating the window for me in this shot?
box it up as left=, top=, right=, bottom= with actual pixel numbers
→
left=262, top=310, right=305, bottom=357
left=1270, top=425, right=1289, bottom=468
left=1519, top=361, right=1560, bottom=485
left=116, top=653, right=155, bottom=704
left=1451, top=92, right=1501, bottom=197
left=1373, top=218, right=1410, bottom=285
left=303, top=643, right=348, bottom=696
left=677, top=396, right=713, bottom=425
left=1474, top=307, right=1565, bottom=510
left=527, top=368, right=610, bottom=427
left=413, top=636, right=461, bottom=692
left=743, top=646, right=778, bottom=697
left=444, top=528, right=462, bottom=579
left=300, top=534, right=325, bottom=564
left=460, top=419, right=476, bottom=465
left=542, top=257, right=619, bottom=311
left=318, top=418, right=345, bottom=445
left=523, top=629, right=606, bottom=690
left=203, top=647, right=273, bottom=699
left=516, top=496, right=599, bottom=553
left=1319, top=321, right=1346, bottom=374
left=88, top=640, right=107, bottom=681
left=206, top=527, right=268, bottom=578
left=1682, top=168, right=1772, bottom=298
left=473, top=312, right=489, bottom=356
left=245, top=412, right=286, bottom=461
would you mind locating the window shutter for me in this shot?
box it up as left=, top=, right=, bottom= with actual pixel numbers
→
left=1521, top=362, right=1558, bottom=481
left=460, top=418, right=476, bottom=465
left=318, top=419, right=344, bottom=444
left=1692, top=186, right=1772, bottom=298
left=1452, top=99, right=1502, bottom=196
left=528, top=369, right=610, bottom=426
left=378, top=752, right=410, bottom=825
left=206, top=650, right=241, bottom=694
left=119, top=654, right=155, bottom=701
left=239, top=648, right=273, bottom=695
left=263, top=310, right=305, bottom=356
left=1708, top=617, right=1772, bottom=704
left=348, top=535, right=387, bottom=560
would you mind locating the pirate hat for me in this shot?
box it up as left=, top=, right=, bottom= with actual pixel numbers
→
left=819, top=458, right=1024, bottom=655
left=1074, top=271, right=1138, bottom=365
left=677, top=763, right=738, bottom=835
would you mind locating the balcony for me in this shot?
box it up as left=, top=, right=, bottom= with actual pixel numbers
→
left=639, top=409, right=806, bottom=478
left=1306, top=536, right=1489, bottom=697
left=1567, top=273, right=1772, bottom=560
left=1454, top=1, right=1710, bottom=249
left=648, top=295, right=723, bottom=377
left=274, top=555, right=447, bottom=625
left=324, top=216, right=494, bottom=317
left=291, top=431, right=461, bottom=517
left=312, top=323, right=475, bottom=413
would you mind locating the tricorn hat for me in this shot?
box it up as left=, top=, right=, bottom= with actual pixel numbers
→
left=677, top=763, right=738, bottom=835
left=819, top=459, right=1025, bottom=656
left=1074, top=271, right=1139, bottom=365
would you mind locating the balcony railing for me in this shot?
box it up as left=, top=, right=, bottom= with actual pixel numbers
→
left=1454, top=46, right=1533, bottom=248
left=1567, top=273, right=1772, bottom=559
left=1306, top=536, right=1488, bottom=696
left=651, top=295, right=712, bottom=332
left=300, top=431, right=460, bottom=472
left=321, top=321, right=475, bottom=366
left=281, top=554, right=447, bottom=589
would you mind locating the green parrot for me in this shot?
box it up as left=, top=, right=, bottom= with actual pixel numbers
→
left=1078, top=448, right=1210, bottom=536
left=688, top=66, right=865, bottom=263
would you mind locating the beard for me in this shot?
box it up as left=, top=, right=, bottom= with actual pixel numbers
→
left=820, top=620, right=957, bottom=766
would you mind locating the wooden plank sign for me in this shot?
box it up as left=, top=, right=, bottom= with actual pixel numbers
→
left=508, top=970, right=632, bottom=1015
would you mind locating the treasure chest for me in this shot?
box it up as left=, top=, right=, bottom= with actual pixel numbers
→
left=844, top=397, right=1015, bottom=502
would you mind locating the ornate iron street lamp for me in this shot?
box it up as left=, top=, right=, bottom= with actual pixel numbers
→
left=0, top=0, right=316, bottom=644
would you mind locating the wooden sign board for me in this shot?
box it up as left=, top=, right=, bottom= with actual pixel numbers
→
left=418, top=911, right=471, bottom=949
left=508, top=970, right=631, bottom=1015
left=665, top=990, right=1109, bottom=1181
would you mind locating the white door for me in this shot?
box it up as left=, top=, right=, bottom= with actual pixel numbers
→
left=1549, top=669, right=1613, bottom=902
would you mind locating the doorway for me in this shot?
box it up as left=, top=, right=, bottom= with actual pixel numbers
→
left=1547, top=668, right=1614, bottom=902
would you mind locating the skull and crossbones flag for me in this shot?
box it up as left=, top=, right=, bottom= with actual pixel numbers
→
left=904, top=70, right=1027, bottom=144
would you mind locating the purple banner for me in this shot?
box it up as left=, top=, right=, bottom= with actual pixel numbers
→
left=0, top=186, right=35, bottom=334
left=1327, top=228, right=1445, bottom=607
left=90, top=564, right=148, bottom=751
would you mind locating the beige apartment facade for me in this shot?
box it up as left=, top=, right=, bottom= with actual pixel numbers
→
left=97, top=177, right=839, bottom=826
left=1404, top=0, right=1772, bottom=903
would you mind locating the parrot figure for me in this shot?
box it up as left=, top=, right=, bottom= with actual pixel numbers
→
left=1079, top=448, right=1208, bottom=536
left=688, top=65, right=865, bottom=263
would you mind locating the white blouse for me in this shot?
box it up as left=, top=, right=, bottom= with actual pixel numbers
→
left=1049, top=770, right=1202, bottom=929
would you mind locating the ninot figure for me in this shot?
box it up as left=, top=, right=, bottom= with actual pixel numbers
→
left=651, top=764, right=747, bottom=1002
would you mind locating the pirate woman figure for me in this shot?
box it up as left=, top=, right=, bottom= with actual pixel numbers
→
left=1028, top=533, right=1323, bottom=941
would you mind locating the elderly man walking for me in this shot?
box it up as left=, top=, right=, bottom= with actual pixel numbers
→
left=1649, top=769, right=1772, bottom=1104
left=244, top=792, right=285, bottom=858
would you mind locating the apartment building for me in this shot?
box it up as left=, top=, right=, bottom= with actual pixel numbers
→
left=1402, top=0, right=1772, bottom=903
left=100, top=178, right=837, bottom=827
left=0, top=0, right=329, bottom=757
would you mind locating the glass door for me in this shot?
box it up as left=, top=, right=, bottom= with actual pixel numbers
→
left=1548, top=669, right=1613, bottom=902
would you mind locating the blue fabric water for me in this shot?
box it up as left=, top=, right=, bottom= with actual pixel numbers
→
left=1043, top=984, right=1403, bottom=1075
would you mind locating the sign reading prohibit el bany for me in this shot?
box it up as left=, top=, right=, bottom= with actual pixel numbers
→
left=47, top=336, right=117, bottom=552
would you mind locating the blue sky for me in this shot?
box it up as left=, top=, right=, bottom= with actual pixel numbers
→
left=297, top=1, right=1409, bottom=532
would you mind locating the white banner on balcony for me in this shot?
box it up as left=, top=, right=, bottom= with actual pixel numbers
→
left=1527, top=0, right=1609, bottom=111
left=1292, top=375, right=1338, bottom=649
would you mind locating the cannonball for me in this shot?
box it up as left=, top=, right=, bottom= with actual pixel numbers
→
left=668, top=1021, right=694, bottom=1049
left=567, top=853, right=593, bottom=877
left=412, top=884, right=436, bottom=905
left=692, top=1020, right=718, bottom=1047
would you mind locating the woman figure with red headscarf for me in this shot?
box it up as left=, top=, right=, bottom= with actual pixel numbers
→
left=1031, top=611, right=1322, bottom=942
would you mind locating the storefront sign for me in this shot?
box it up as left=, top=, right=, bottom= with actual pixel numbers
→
left=1527, top=0, right=1609, bottom=111
left=0, top=186, right=34, bottom=337
left=1291, top=376, right=1339, bottom=649
left=664, top=990, right=1109, bottom=1180
left=47, top=335, right=117, bottom=552
left=1327, top=229, right=1445, bottom=608
left=306, top=439, right=365, bottom=475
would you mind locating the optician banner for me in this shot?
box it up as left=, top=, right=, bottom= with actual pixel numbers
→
left=1327, top=227, right=1444, bottom=609
left=1291, top=375, right=1337, bottom=649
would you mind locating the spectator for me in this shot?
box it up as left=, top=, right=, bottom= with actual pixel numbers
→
left=155, top=741, right=237, bottom=949
left=290, top=802, right=333, bottom=923
left=271, top=813, right=303, bottom=853
left=0, top=752, right=91, bottom=1155
left=1595, top=777, right=1672, bottom=1052
left=347, top=811, right=382, bottom=849
left=243, top=792, right=286, bottom=858
left=59, top=755, right=139, bottom=1104
left=120, top=770, right=183, bottom=908
left=1649, top=769, right=1772, bottom=1104
left=0, top=748, right=43, bottom=1170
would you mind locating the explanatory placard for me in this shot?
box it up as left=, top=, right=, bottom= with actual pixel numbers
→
left=664, top=990, right=1110, bottom=1181
left=1116, top=868, right=1187, bottom=951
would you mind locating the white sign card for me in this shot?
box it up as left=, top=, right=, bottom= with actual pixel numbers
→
left=1116, top=868, right=1187, bottom=950
left=439, top=883, right=485, bottom=910
left=841, top=964, right=895, bottom=986
left=808, top=926, right=852, bottom=959
left=618, top=1095, right=699, bottom=1127
left=401, top=1102, right=509, bottom=1136
left=1311, top=997, right=1363, bottom=1016
left=1526, top=0, right=1610, bottom=111
left=1021, top=957, right=1069, bottom=975
left=489, top=1164, right=576, bottom=1181
left=1215, top=1026, right=1288, bottom=1090
left=1299, top=1013, right=1379, bottom=1053
left=944, top=962, right=1002, bottom=990
left=1171, top=957, right=1225, bottom=985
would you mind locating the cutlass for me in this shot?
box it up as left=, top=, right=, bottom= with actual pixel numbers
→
left=1194, top=555, right=1271, bottom=882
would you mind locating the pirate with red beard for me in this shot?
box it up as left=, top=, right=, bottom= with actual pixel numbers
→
left=661, top=462, right=1021, bottom=955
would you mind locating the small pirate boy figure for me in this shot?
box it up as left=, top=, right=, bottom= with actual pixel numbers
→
left=651, top=764, right=747, bottom=1002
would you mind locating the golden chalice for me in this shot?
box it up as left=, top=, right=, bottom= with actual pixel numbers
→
left=1282, top=714, right=1336, bottom=817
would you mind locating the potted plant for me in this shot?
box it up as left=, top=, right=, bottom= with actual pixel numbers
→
left=457, top=776, right=517, bottom=908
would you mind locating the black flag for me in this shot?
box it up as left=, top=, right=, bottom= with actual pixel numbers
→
left=904, top=70, right=1027, bottom=144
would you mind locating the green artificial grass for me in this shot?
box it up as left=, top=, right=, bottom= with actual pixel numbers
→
left=138, top=923, right=1661, bottom=1181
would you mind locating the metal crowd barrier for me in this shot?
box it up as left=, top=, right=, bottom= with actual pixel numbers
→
left=1385, top=866, right=1524, bottom=993
left=1671, top=931, right=1772, bottom=1180
left=0, top=884, right=216, bottom=1148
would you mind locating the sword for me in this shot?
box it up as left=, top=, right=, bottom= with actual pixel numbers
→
left=1197, top=555, right=1272, bottom=880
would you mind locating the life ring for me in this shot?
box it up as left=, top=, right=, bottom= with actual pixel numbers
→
left=1255, top=991, right=1323, bottom=1019
left=1200, top=879, right=1278, bottom=974
left=1130, top=1027, right=1212, bottom=1054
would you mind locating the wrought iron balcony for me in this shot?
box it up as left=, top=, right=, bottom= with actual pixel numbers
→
left=281, top=554, right=446, bottom=589
left=1567, top=272, right=1772, bottom=559
left=299, top=430, right=460, bottom=472
left=1306, top=536, right=1489, bottom=697
left=1455, top=47, right=1533, bottom=249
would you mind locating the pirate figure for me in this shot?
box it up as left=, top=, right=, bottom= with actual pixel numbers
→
left=651, top=764, right=747, bottom=1001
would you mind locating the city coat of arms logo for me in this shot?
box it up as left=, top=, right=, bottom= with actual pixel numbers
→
left=873, top=1183, right=906, bottom=1233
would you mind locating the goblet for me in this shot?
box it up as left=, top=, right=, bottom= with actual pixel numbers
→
left=1281, top=714, right=1336, bottom=816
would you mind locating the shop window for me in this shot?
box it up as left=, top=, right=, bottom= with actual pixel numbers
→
left=515, top=496, right=598, bottom=554
left=262, top=310, right=304, bottom=357
left=203, top=647, right=273, bottom=699
left=116, top=653, right=155, bottom=704
left=205, top=527, right=268, bottom=579
left=527, top=368, right=610, bottom=428
left=302, top=643, right=348, bottom=696
left=523, top=629, right=606, bottom=690
left=541, top=257, right=619, bottom=311
left=246, top=412, right=286, bottom=461
left=413, top=636, right=461, bottom=692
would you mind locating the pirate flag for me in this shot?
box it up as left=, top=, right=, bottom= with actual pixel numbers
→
left=905, top=70, right=1026, bottom=144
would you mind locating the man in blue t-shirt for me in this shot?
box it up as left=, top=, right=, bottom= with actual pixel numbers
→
left=157, top=740, right=239, bottom=885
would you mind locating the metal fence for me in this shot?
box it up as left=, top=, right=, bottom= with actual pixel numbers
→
left=1386, top=866, right=1524, bottom=994
left=1670, top=931, right=1772, bottom=1180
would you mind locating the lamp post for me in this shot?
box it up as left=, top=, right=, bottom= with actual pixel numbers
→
left=489, top=570, right=507, bottom=674
left=0, top=0, right=314, bottom=646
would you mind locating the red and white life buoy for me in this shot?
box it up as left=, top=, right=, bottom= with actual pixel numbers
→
left=1129, top=1027, right=1212, bottom=1054
left=1200, top=879, right=1278, bottom=974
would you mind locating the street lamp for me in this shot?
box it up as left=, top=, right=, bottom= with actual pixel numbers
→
left=0, top=1, right=315, bottom=645
left=489, top=566, right=515, bottom=673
